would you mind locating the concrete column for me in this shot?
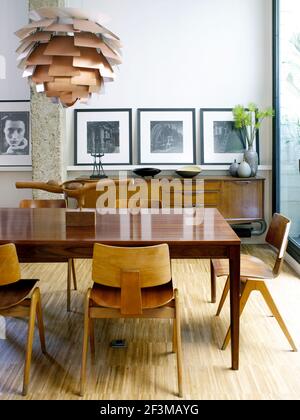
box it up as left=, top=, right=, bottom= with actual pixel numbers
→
left=29, top=0, right=67, bottom=198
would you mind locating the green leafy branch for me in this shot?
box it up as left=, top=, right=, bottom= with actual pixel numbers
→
left=233, top=103, right=274, bottom=148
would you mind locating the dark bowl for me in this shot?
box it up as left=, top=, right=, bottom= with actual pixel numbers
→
left=176, top=170, right=201, bottom=179
left=133, top=168, right=161, bottom=178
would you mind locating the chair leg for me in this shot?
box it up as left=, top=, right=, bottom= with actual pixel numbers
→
left=23, top=288, right=38, bottom=396
left=67, top=260, right=72, bottom=312
left=210, top=260, right=217, bottom=303
left=89, top=318, right=95, bottom=356
left=257, top=282, right=297, bottom=352
left=80, top=289, right=91, bottom=397
left=172, top=319, right=177, bottom=354
left=71, top=259, right=78, bottom=291
left=174, top=289, right=183, bottom=398
left=222, top=281, right=253, bottom=351
left=216, top=276, right=230, bottom=316
left=35, top=288, right=46, bottom=354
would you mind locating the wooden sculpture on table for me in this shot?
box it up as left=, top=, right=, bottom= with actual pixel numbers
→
left=16, top=178, right=134, bottom=209
left=15, top=7, right=122, bottom=107
left=16, top=180, right=101, bottom=227
left=16, top=180, right=98, bottom=210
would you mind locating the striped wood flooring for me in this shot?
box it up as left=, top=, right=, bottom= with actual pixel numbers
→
left=0, top=245, right=300, bottom=400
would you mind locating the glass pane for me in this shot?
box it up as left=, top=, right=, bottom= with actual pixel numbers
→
left=279, top=0, right=300, bottom=248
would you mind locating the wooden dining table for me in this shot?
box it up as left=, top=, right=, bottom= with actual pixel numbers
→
left=0, top=207, right=241, bottom=370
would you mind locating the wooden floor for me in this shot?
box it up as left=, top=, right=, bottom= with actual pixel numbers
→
left=1, top=245, right=300, bottom=400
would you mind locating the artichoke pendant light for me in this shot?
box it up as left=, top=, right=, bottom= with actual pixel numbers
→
left=15, top=7, right=122, bottom=107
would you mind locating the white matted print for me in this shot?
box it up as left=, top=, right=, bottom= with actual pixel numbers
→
left=75, top=109, right=132, bottom=166
left=0, top=101, right=31, bottom=167
left=200, top=108, right=259, bottom=165
left=138, top=109, right=196, bottom=165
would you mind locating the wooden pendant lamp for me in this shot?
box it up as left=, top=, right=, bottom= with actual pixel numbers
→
left=15, top=7, right=122, bottom=107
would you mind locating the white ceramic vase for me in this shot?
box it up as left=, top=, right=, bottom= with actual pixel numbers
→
left=237, top=160, right=251, bottom=178
left=244, top=145, right=258, bottom=177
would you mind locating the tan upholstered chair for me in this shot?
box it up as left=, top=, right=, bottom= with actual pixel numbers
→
left=0, top=244, right=46, bottom=396
left=80, top=243, right=183, bottom=397
left=211, top=213, right=297, bottom=352
left=19, top=200, right=77, bottom=312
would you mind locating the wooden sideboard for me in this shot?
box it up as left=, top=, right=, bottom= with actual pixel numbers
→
left=204, top=177, right=265, bottom=223
left=79, top=176, right=265, bottom=225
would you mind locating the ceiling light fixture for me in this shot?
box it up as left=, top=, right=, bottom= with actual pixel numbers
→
left=15, top=7, right=122, bottom=107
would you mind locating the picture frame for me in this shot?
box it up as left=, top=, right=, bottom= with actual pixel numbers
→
left=0, top=100, right=31, bottom=167
left=75, top=109, right=132, bottom=166
left=138, top=108, right=196, bottom=165
left=200, top=108, right=260, bottom=165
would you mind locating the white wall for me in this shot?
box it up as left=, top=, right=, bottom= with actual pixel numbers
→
left=0, top=0, right=273, bottom=214
left=0, top=0, right=31, bottom=208
left=0, top=169, right=32, bottom=207
left=65, top=0, right=273, bottom=167
left=0, top=0, right=29, bottom=100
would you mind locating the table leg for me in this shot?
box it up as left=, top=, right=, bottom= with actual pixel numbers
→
left=229, top=244, right=241, bottom=370
left=210, top=259, right=216, bottom=303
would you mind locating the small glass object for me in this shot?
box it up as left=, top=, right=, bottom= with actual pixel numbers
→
left=90, top=136, right=108, bottom=180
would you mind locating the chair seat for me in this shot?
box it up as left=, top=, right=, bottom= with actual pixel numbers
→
left=0, top=280, right=38, bottom=310
left=212, top=254, right=274, bottom=281
left=91, top=280, right=174, bottom=309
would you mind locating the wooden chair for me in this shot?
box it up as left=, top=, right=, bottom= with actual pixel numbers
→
left=19, top=200, right=77, bottom=312
left=0, top=244, right=46, bottom=396
left=80, top=243, right=183, bottom=397
left=211, top=213, right=297, bottom=352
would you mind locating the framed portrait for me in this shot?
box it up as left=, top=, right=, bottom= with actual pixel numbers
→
left=0, top=100, right=31, bottom=167
left=138, top=109, right=196, bottom=165
left=200, top=108, right=260, bottom=165
left=75, top=109, right=132, bottom=166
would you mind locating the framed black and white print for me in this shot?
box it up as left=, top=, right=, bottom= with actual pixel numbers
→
left=138, top=109, right=196, bottom=165
left=200, top=108, right=259, bottom=165
left=75, top=109, right=132, bottom=166
left=0, top=101, right=31, bottom=167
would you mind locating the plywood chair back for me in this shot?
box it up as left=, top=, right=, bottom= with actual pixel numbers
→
left=0, top=244, right=21, bottom=286
left=92, top=244, right=172, bottom=315
left=266, top=213, right=291, bottom=276
left=19, top=199, right=67, bottom=209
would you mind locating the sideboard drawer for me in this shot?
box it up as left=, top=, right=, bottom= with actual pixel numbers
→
left=204, top=181, right=222, bottom=191
left=220, top=180, right=264, bottom=220
left=204, top=191, right=220, bottom=207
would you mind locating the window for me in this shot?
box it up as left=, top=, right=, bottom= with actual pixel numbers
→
left=274, top=0, right=300, bottom=262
